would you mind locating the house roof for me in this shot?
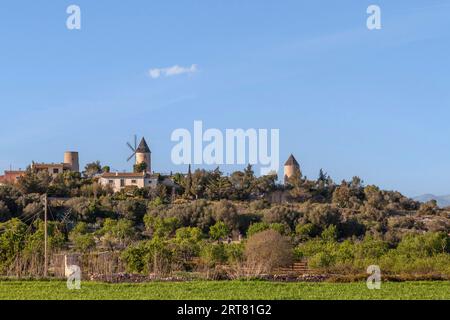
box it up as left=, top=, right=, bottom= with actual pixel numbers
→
left=136, top=138, right=151, bottom=153
left=284, top=154, right=299, bottom=166
left=32, top=163, right=68, bottom=169
left=101, top=172, right=147, bottom=178
left=101, top=172, right=160, bottom=179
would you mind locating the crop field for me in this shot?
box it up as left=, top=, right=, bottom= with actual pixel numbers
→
left=0, top=280, right=449, bottom=300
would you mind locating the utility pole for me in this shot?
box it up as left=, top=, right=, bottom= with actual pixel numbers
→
left=44, top=193, right=48, bottom=278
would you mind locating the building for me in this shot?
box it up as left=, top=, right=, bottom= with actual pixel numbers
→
left=31, top=151, right=80, bottom=176
left=99, top=172, right=159, bottom=192
left=98, top=172, right=178, bottom=193
left=0, top=170, right=26, bottom=185
left=98, top=137, right=178, bottom=193
left=284, top=154, right=300, bottom=183
left=135, top=138, right=151, bottom=173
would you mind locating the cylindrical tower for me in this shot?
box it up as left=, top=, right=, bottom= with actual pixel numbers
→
left=135, top=138, right=151, bottom=173
left=64, top=151, right=80, bottom=173
left=284, top=154, right=300, bottom=183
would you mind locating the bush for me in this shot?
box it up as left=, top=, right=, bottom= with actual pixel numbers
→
left=69, top=222, right=96, bottom=252
left=295, top=223, right=319, bottom=240
left=200, top=242, right=228, bottom=267
left=247, top=222, right=270, bottom=237
left=245, top=230, right=293, bottom=273
left=209, top=221, right=230, bottom=241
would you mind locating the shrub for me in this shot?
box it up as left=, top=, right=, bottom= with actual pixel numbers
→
left=69, top=222, right=96, bottom=253
left=245, top=230, right=293, bottom=273
left=209, top=221, right=230, bottom=241
left=200, top=242, right=227, bottom=267
left=247, top=222, right=270, bottom=237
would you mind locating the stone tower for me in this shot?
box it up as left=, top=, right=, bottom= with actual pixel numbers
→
left=135, top=138, right=151, bottom=173
left=64, top=151, right=80, bottom=173
left=284, top=154, right=300, bottom=183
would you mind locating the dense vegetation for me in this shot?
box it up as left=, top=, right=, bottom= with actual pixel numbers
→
left=0, top=163, right=449, bottom=278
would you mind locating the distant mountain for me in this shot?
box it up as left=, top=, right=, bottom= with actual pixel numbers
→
left=413, top=194, right=450, bottom=208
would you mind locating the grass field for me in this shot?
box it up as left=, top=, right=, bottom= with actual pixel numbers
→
left=0, top=280, right=449, bottom=300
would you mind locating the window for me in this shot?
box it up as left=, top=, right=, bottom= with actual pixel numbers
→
left=131, top=180, right=137, bottom=184
left=108, top=180, right=114, bottom=185
left=53, top=168, right=59, bottom=174
left=120, top=179, right=125, bottom=187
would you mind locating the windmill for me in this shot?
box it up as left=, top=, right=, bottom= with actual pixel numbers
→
left=126, top=135, right=138, bottom=163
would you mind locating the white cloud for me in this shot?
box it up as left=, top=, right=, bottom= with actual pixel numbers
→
left=149, top=64, right=198, bottom=79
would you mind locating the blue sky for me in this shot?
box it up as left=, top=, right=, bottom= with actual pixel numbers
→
left=0, top=0, right=449, bottom=197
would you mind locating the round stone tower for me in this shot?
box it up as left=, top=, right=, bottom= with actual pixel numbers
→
left=284, top=154, right=300, bottom=183
left=135, top=138, right=151, bottom=173
left=64, top=151, right=80, bottom=173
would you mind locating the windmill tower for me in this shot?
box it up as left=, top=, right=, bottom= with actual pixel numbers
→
left=284, top=154, right=300, bottom=184
left=127, top=135, right=151, bottom=173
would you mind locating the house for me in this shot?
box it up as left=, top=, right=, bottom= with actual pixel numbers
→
left=31, top=151, right=80, bottom=177
left=0, top=170, right=26, bottom=185
left=98, top=172, right=178, bottom=193
left=99, top=172, right=159, bottom=192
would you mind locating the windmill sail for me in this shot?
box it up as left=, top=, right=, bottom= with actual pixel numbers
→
left=126, top=135, right=138, bottom=162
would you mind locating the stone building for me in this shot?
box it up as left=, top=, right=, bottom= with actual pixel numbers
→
left=284, top=154, right=300, bottom=183
left=31, top=151, right=80, bottom=177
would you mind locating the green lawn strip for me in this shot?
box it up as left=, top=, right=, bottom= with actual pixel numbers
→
left=0, top=280, right=448, bottom=300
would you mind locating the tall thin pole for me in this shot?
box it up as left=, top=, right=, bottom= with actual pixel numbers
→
left=44, top=194, right=48, bottom=278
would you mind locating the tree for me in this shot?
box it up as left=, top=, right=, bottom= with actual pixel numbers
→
left=48, top=171, right=82, bottom=197
left=0, top=218, right=28, bottom=271
left=332, top=181, right=357, bottom=208
left=83, top=161, right=102, bottom=178
left=200, top=242, right=227, bottom=267
left=144, top=216, right=180, bottom=238
left=69, top=222, right=96, bottom=252
left=254, top=173, right=277, bottom=196
left=295, top=223, right=318, bottom=241
left=245, top=230, right=293, bottom=273
left=183, top=164, right=193, bottom=199
left=212, top=200, right=239, bottom=230
left=133, top=162, right=147, bottom=173
left=209, top=221, right=230, bottom=242
left=98, top=218, right=135, bottom=249
left=115, top=199, right=147, bottom=223
left=191, top=169, right=209, bottom=199
left=17, top=168, right=52, bottom=194
left=0, top=201, right=11, bottom=222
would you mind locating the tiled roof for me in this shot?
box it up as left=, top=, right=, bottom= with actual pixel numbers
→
left=101, top=172, right=147, bottom=178
left=32, top=163, right=67, bottom=169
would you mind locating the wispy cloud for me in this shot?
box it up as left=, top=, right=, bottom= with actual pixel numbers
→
left=149, top=64, right=198, bottom=79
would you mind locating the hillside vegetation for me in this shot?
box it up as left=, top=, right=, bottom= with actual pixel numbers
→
left=0, top=164, right=449, bottom=279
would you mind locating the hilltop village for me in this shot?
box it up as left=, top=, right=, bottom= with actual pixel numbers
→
left=0, top=138, right=180, bottom=193
left=0, top=137, right=299, bottom=195
left=0, top=137, right=448, bottom=281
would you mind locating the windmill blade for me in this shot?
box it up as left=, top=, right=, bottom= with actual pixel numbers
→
left=127, top=142, right=136, bottom=152
left=134, top=135, right=137, bottom=149
left=127, top=152, right=136, bottom=162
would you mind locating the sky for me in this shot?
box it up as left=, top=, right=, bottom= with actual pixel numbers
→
left=0, top=0, right=449, bottom=197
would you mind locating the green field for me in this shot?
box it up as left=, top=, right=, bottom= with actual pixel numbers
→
left=0, top=280, right=449, bottom=300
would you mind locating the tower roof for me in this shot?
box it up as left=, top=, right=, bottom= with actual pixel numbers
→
left=284, top=154, right=299, bottom=166
left=136, top=138, right=151, bottom=153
